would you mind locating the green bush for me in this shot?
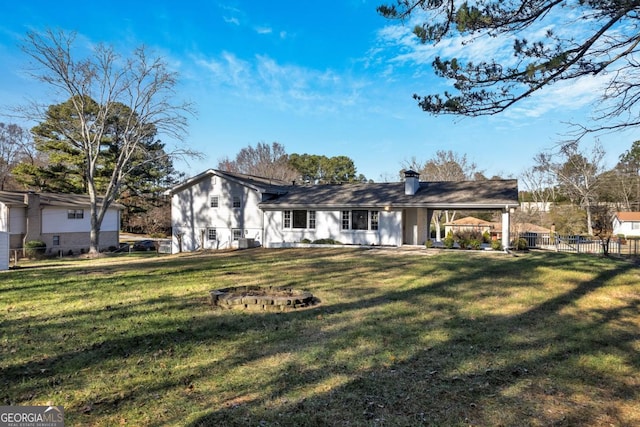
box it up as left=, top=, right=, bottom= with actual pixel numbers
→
left=512, top=238, right=528, bottom=251
left=425, top=239, right=434, bottom=248
left=443, top=231, right=455, bottom=249
left=482, top=231, right=491, bottom=243
left=490, top=239, right=503, bottom=251
left=24, top=240, right=47, bottom=259
left=300, top=238, right=312, bottom=244
left=312, top=238, right=342, bottom=245
left=454, top=230, right=483, bottom=250
left=469, top=239, right=482, bottom=250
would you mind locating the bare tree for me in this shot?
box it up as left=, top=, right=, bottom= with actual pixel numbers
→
left=520, top=165, right=559, bottom=222
left=402, top=150, right=482, bottom=241
left=591, top=204, right=615, bottom=256
left=0, top=123, right=32, bottom=190
left=19, top=29, right=197, bottom=254
left=217, top=141, right=298, bottom=182
left=534, top=141, right=606, bottom=235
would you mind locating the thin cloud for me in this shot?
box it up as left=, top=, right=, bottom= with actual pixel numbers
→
left=219, top=4, right=244, bottom=27
left=223, top=16, right=240, bottom=26
left=255, top=26, right=272, bottom=35
left=192, top=51, right=368, bottom=116
left=506, top=75, right=608, bottom=119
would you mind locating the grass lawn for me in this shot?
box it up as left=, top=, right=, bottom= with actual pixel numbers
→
left=1, top=248, right=639, bottom=426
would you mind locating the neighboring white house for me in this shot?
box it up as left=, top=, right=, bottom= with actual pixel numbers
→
left=0, top=231, right=8, bottom=271
left=0, top=191, right=122, bottom=254
left=612, top=212, right=640, bottom=237
left=168, top=169, right=520, bottom=253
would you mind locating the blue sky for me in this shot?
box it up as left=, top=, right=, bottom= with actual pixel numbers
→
left=1, top=0, right=638, bottom=182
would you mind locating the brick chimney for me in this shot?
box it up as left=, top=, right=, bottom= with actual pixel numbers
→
left=23, top=192, right=42, bottom=244
left=404, top=170, right=420, bottom=196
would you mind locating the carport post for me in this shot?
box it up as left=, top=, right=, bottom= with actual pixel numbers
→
left=501, top=207, right=511, bottom=250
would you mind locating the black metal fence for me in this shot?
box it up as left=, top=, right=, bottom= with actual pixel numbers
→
left=519, top=232, right=640, bottom=256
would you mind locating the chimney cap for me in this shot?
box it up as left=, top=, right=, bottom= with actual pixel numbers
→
left=404, top=169, right=420, bottom=177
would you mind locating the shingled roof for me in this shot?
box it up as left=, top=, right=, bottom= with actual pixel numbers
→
left=615, top=212, right=640, bottom=221
left=0, top=191, right=123, bottom=208
left=260, top=179, right=519, bottom=209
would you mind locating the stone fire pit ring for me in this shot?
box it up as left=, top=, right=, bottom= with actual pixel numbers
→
left=210, top=285, right=315, bottom=311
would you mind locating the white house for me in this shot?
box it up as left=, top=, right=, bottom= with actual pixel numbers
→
left=0, top=191, right=122, bottom=255
left=0, top=231, right=8, bottom=271
left=168, top=169, right=520, bottom=253
left=612, top=212, right=640, bottom=237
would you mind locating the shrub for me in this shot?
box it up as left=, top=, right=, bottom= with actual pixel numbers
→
left=443, top=231, right=455, bottom=249
left=491, top=239, right=503, bottom=251
left=313, top=238, right=342, bottom=245
left=454, top=230, right=483, bottom=250
left=425, top=239, right=433, bottom=248
left=24, top=240, right=46, bottom=259
left=512, top=238, right=528, bottom=251
left=469, top=239, right=482, bottom=250
left=482, top=231, right=491, bottom=243
left=300, top=238, right=312, bottom=244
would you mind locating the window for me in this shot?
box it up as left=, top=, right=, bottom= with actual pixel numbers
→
left=309, top=210, right=316, bottom=229
left=67, top=209, right=84, bottom=219
left=210, top=196, right=219, bottom=208
left=352, top=210, right=368, bottom=230
left=342, top=211, right=350, bottom=230
left=284, top=211, right=291, bottom=228
left=53, top=235, right=60, bottom=246
left=633, top=222, right=640, bottom=230
left=371, top=211, right=379, bottom=230
left=292, top=210, right=307, bottom=228
left=342, top=210, right=379, bottom=230
left=232, top=229, right=243, bottom=240
left=207, top=228, right=217, bottom=241
left=283, top=210, right=316, bottom=229
left=232, top=196, right=242, bottom=209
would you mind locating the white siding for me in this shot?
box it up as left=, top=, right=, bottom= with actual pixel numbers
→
left=0, top=203, right=7, bottom=232
left=613, top=219, right=640, bottom=237
left=171, top=174, right=265, bottom=253
left=263, top=209, right=403, bottom=248
left=0, top=231, right=8, bottom=271
left=41, top=207, right=119, bottom=233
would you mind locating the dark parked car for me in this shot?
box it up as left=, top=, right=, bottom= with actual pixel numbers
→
left=133, top=240, right=157, bottom=251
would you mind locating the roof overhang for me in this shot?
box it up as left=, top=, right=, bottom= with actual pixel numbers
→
left=260, top=202, right=520, bottom=210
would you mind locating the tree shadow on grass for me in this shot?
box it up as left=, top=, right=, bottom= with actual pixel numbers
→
left=1, top=250, right=638, bottom=426
left=186, top=254, right=639, bottom=427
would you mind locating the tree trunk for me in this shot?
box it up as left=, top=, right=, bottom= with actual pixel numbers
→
left=89, top=208, right=101, bottom=254
left=586, top=205, right=594, bottom=236
left=434, top=211, right=443, bottom=242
